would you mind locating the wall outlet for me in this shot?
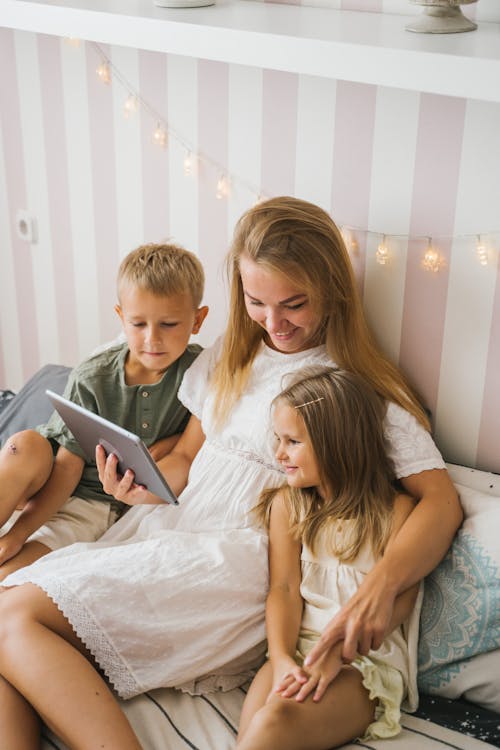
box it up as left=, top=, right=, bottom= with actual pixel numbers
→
left=15, top=209, right=38, bottom=244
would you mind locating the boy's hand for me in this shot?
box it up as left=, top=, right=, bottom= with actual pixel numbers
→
left=0, top=530, right=24, bottom=566
left=280, top=642, right=345, bottom=703
left=96, top=445, right=164, bottom=505
left=148, top=434, right=181, bottom=462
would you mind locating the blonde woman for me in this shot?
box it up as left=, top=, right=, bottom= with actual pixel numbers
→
left=0, top=197, right=461, bottom=749
left=238, top=366, right=422, bottom=749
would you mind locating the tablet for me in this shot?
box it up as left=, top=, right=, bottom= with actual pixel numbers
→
left=46, top=390, right=178, bottom=505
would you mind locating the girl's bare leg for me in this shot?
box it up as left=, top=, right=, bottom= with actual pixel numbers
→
left=0, top=430, right=53, bottom=524
left=0, top=583, right=143, bottom=750
left=237, top=661, right=274, bottom=741
left=237, top=665, right=376, bottom=750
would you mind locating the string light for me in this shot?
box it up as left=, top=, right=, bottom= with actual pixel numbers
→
left=123, top=94, right=139, bottom=119
left=216, top=173, right=230, bottom=200
left=152, top=122, right=168, bottom=149
left=476, top=235, right=488, bottom=266
left=96, top=60, right=111, bottom=85
left=422, top=239, right=442, bottom=273
left=83, top=42, right=500, bottom=266
left=64, top=37, right=81, bottom=48
left=183, top=151, right=194, bottom=176
left=376, top=235, right=389, bottom=265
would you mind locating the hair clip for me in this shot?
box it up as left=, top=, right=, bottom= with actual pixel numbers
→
left=295, top=397, right=324, bottom=409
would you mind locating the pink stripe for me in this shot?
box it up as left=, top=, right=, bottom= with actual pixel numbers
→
left=476, top=257, right=500, bottom=473
left=85, top=42, right=121, bottom=343
left=331, top=81, right=377, bottom=293
left=197, top=59, right=229, bottom=334
left=0, top=28, right=40, bottom=384
left=261, top=70, right=298, bottom=198
left=139, top=50, right=169, bottom=243
left=38, top=34, right=79, bottom=365
left=399, top=94, right=466, bottom=421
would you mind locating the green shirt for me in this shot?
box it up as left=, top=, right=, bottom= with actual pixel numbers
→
left=39, top=342, right=201, bottom=502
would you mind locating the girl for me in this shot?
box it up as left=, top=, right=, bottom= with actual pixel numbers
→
left=237, top=366, right=421, bottom=750
left=0, top=197, right=461, bottom=749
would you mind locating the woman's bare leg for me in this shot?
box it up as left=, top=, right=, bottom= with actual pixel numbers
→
left=0, top=431, right=53, bottom=524
left=0, top=583, right=143, bottom=750
left=237, top=665, right=376, bottom=750
left=0, top=674, right=41, bottom=749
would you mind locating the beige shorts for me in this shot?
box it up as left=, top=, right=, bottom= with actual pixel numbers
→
left=3, top=496, right=121, bottom=552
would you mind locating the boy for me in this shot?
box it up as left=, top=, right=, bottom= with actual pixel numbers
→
left=0, top=242, right=208, bottom=579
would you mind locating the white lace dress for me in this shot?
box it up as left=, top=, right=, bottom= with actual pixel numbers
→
left=4, top=340, right=445, bottom=700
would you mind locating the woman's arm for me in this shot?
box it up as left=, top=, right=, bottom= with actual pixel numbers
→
left=305, top=468, right=462, bottom=666
left=96, top=414, right=205, bottom=505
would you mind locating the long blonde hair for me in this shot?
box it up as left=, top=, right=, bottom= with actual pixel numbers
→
left=212, top=196, right=429, bottom=429
left=257, top=366, right=396, bottom=561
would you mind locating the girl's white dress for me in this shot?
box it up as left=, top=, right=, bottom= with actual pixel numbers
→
left=4, top=340, right=445, bottom=700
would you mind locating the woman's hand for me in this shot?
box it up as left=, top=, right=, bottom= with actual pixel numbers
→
left=96, top=445, right=161, bottom=505
left=304, top=570, right=396, bottom=667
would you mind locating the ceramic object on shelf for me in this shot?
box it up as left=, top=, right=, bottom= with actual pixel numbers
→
left=406, top=0, right=478, bottom=33
left=154, top=0, right=215, bottom=7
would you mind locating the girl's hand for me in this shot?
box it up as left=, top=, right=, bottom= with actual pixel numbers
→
left=292, top=642, right=345, bottom=703
left=272, top=657, right=308, bottom=699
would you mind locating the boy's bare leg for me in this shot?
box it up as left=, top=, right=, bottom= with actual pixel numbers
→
left=0, top=583, right=143, bottom=750
left=237, top=665, right=375, bottom=750
left=0, top=430, right=53, bottom=525
left=0, top=540, right=52, bottom=581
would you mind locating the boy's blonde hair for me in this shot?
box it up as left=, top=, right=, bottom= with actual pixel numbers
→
left=257, top=366, right=396, bottom=562
left=117, top=243, right=204, bottom=308
left=211, top=196, right=429, bottom=430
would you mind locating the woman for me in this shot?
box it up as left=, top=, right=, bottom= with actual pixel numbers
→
left=0, top=197, right=462, bottom=749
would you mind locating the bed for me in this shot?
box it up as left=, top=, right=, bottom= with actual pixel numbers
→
left=1, top=365, right=499, bottom=750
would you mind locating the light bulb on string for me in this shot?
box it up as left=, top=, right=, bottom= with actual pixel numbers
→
left=65, top=37, right=81, bottom=48
left=183, top=151, right=193, bottom=176
left=376, top=235, right=389, bottom=265
left=152, top=122, right=168, bottom=149
left=123, top=94, right=139, bottom=119
left=96, top=60, right=111, bottom=85
left=216, top=173, right=229, bottom=200
left=476, top=235, right=488, bottom=266
left=422, top=239, right=441, bottom=273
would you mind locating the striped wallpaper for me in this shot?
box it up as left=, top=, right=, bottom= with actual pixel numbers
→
left=0, top=26, right=499, bottom=474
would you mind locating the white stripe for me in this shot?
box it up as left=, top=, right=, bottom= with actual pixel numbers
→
left=364, top=87, right=419, bottom=364
left=167, top=54, right=199, bottom=255
left=111, top=46, right=144, bottom=259
left=60, top=38, right=100, bottom=360
left=0, top=120, right=24, bottom=391
left=14, top=30, right=59, bottom=364
left=435, top=100, right=500, bottom=466
left=295, top=74, right=335, bottom=212
left=227, top=64, right=263, bottom=238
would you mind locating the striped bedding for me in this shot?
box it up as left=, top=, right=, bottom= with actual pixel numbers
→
left=42, top=684, right=499, bottom=750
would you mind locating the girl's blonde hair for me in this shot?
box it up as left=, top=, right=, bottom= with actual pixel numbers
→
left=211, top=196, right=429, bottom=430
left=258, top=366, right=396, bottom=562
left=117, top=242, right=204, bottom=308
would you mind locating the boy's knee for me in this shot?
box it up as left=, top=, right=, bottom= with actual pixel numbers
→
left=1, top=431, right=53, bottom=470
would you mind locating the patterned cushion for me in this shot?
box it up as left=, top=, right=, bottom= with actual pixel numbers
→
left=418, top=478, right=500, bottom=712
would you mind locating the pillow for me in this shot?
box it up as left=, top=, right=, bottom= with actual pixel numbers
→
left=0, top=364, right=71, bottom=446
left=418, top=477, right=500, bottom=713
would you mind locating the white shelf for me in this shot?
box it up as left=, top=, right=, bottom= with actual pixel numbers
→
left=2, top=0, right=500, bottom=102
